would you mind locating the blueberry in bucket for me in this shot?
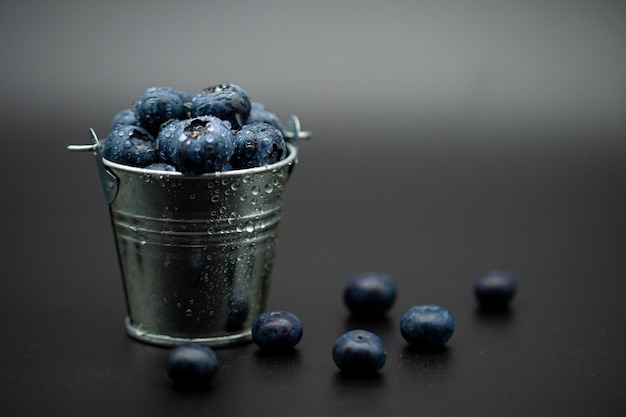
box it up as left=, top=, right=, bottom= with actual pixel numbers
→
left=231, top=122, right=286, bottom=169
left=134, top=86, right=187, bottom=135
left=191, top=83, right=251, bottom=129
left=102, top=124, right=157, bottom=167
left=172, top=116, right=235, bottom=175
left=246, top=102, right=285, bottom=135
left=109, top=108, right=138, bottom=131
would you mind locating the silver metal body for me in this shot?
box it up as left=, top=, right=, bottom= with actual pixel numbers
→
left=70, top=116, right=309, bottom=347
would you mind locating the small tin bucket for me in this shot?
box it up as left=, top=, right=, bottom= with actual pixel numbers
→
left=70, top=116, right=310, bottom=347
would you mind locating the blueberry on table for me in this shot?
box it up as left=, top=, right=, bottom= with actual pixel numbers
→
left=231, top=122, right=286, bottom=169
left=191, top=83, right=251, bottom=129
left=171, top=116, right=235, bottom=175
left=252, top=310, right=303, bottom=352
left=332, top=329, right=387, bottom=375
left=102, top=125, right=157, bottom=167
left=133, top=86, right=187, bottom=135
left=166, top=344, right=219, bottom=386
left=343, top=272, right=397, bottom=319
left=400, top=305, right=455, bottom=348
left=474, top=270, right=517, bottom=310
left=246, top=102, right=285, bottom=135
left=109, top=108, right=138, bottom=131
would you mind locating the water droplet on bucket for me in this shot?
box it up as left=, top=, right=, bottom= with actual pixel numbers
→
left=245, top=221, right=255, bottom=233
left=251, top=186, right=260, bottom=196
left=264, top=184, right=274, bottom=193
left=185, top=309, right=193, bottom=317
left=189, top=194, right=196, bottom=200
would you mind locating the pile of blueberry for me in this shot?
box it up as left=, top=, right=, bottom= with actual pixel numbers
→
left=102, top=84, right=288, bottom=175
left=165, top=270, right=517, bottom=385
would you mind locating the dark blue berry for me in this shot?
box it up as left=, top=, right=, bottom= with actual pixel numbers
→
left=172, top=116, right=235, bottom=175
left=191, top=83, right=251, bottom=129
left=134, top=87, right=187, bottom=135
left=102, top=125, right=157, bottom=167
left=110, top=108, right=138, bottom=131
left=252, top=310, right=303, bottom=352
left=400, top=305, right=455, bottom=348
left=474, top=270, right=517, bottom=310
left=166, top=344, right=219, bottom=386
left=155, top=119, right=185, bottom=163
left=343, top=272, right=396, bottom=318
left=231, top=122, right=286, bottom=169
left=332, top=330, right=387, bottom=375
left=246, top=102, right=285, bottom=135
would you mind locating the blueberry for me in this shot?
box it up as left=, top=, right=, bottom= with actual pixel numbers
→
left=400, top=305, right=455, bottom=348
left=231, top=122, right=286, bottom=169
left=332, top=330, right=387, bottom=375
left=110, top=108, right=138, bottom=131
left=155, top=119, right=186, bottom=163
left=246, top=102, right=285, bottom=135
left=251, top=310, right=303, bottom=352
left=474, top=270, right=517, bottom=310
left=191, top=83, right=251, bottom=129
left=343, top=272, right=396, bottom=319
left=166, top=344, right=219, bottom=386
left=133, top=87, right=187, bottom=135
left=171, top=116, right=235, bottom=175
left=102, top=125, right=157, bottom=167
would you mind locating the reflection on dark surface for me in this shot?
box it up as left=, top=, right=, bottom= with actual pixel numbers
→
left=252, top=348, right=303, bottom=373
left=343, top=315, right=395, bottom=339
left=400, top=345, right=454, bottom=373
left=333, top=369, right=386, bottom=387
left=474, top=305, right=516, bottom=325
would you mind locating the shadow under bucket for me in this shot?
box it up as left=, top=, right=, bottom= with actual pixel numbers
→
left=71, top=116, right=308, bottom=347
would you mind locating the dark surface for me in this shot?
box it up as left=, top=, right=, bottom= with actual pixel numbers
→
left=1, top=116, right=625, bottom=417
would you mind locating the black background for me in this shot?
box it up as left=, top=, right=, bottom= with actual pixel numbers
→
left=2, top=1, right=626, bottom=416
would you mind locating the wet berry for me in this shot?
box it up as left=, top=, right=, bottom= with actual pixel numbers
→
left=231, top=122, right=286, bottom=169
left=102, top=124, right=157, bottom=167
left=191, top=83, right=251, bottom=130
left=134, top=87, right=187, bottom=135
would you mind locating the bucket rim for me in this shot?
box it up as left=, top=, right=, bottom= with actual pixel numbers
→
left=102, top=142, right=298, bottom=178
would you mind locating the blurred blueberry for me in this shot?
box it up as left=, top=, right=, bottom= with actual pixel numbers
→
left=252, top=310, right=303, bottom=352
left=172, top=116, right=235, bottom=175
left=102, top=125, right=157, bottom=167
left=166, top=344, right=218, bottom=386
left=191, top=83, right=251, bottom=129
left=226, top=287, right=250, bottom=332
left=231, top=122, right=286, bottom=169
left=400, top=305, right=455, bottom=348
left=343, top=272, right=396, bottom=319
left=474, top=270, right=517, bottom=310
left=332, top=329, right=387, bottom=375
left=110, top=108, right=138, bottom=131
left=246, top=102, right=285, bottom=135
left=134, top=86, right=187, bottom=135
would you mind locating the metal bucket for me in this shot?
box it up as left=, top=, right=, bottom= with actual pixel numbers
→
left=70, top=116, right=309, bottom=347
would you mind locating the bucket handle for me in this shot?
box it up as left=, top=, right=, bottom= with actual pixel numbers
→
left=67, top=129, right=119, bottom=204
